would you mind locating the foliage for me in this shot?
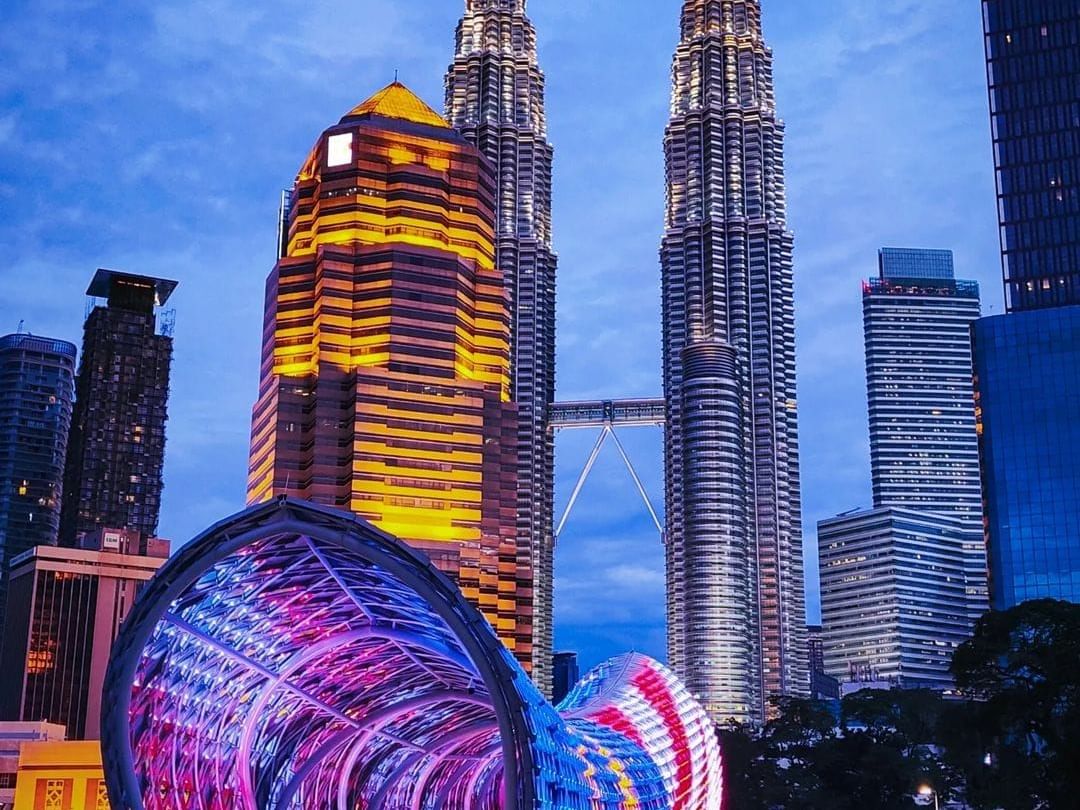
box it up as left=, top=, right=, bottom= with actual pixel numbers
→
left=720, top=691, right=954, bottom=809
left=718, top=600, right=1080, bottom=809
left=944, top=599, right=1080, bottom=809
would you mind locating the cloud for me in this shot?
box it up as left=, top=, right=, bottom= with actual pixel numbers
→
left=0, top=0, right=1001, bottom=646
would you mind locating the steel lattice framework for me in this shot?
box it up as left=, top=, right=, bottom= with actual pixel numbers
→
left=101, top=499, right=722, bottom=809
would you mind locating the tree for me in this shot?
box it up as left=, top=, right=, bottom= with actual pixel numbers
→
left=945, top=599, right=1080, bottom=809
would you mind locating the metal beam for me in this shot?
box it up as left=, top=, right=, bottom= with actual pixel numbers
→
left=554, top=427, right=610, bottom=539
left=607, top=427, right=664, bottom=537
left=549, top=398, right=665, bottom=431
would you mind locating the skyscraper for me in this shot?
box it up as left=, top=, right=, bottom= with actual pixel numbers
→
left=247, top=83, right=531, bottom=669
left=819, top=507, right=970, bottom=692
left=0, top=334, right=76, bottom=634
left=446, top=0, right=558, bottom=694
left=59, top=270, right=176, bottom=545
left=977, top=0, right=1080, bottom=606
left=552, top=650, right=580, bottom=704
left=817, top=250, right=986, bottom=692
left=984, top=0, right=1080, bottom=312
left=864, top=248, right=987, bottom=619
left=662, top=0, right=808, bottom=723
left=0, top=530, right=167, bottom=740
left=973, top=309, right=1080, bottom=606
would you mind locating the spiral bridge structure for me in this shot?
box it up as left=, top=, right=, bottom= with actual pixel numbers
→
left=101, top=499, right=722, bottom=809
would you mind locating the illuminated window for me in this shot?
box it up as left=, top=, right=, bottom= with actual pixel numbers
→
left=328, top=133, right=353, bottom=167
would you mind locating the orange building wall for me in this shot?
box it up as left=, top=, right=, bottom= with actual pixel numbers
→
left=13, top=742, right=107, bottom=810
left=247, top=85, right=531, bottom=669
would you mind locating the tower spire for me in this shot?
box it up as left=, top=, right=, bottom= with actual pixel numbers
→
left=447, top=0, right=557, bottom=697
left=663, top=0, right=808, bottom=724
left=680, top=0, right=763, bottom=40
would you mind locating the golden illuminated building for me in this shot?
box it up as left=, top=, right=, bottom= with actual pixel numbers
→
left=13, top=741, right=108, bottom=810
left=247, top=83, right=530, bottom=668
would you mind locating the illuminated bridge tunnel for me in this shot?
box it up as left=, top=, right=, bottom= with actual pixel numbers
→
left=102, top=499, right=723, bottom=809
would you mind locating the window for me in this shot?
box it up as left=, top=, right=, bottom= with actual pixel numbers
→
left=327, top=133, right=353, bottom=167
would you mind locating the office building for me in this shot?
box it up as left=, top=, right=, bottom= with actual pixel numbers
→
left=819, top=508, right=970, bottom=691
left=864, top=249, right=987, bottom=618
left=976, top=0, right=1080, bottom=607
left=973, top=308, right=1080, bottom=605
left=661, top=0, right=808, bottom=722
left=816, top=250, right=986, bottom=690
left=246, top=83, right=531, bottom=670
left=0, top=531, right=167, bottom=739
left=0, top=335, right=76, bottom=635
left=807, top=625, right=839, bottom=700
left=59, top=270, right=176, bottom=545
left=446, top=0, right=558, bottom=695
left=0, top=722, right=66, bottom=810
left=984, top=0, right=1080, bottom=312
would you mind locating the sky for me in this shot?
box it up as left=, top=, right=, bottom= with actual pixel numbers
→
left=0, top=0, right=1001, bottom=671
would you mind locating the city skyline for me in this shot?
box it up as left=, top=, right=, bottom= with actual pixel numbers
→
left=0, top=0, right=1002, bottom=671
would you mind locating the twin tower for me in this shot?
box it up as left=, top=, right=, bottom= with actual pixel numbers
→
left=246, top=0, right=807, bottom=725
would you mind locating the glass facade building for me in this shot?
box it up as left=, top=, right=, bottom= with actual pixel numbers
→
left=978, top=0, right=1080, bottom=609
left=973, top=307, right=1080, bottom=607
left=446, top=0, right=559, bottom=697
left=662, top=0, right=808, bottom=724
left=0, top=334, right=76, bottom=636
left=984, top=0, right=1080, bottom=312
left=864, top=249, right=987, bottom=619
left=59, top=270, right=175, bottom=546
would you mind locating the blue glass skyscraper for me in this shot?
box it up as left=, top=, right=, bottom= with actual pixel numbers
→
left=973, top=309, right=1080, bottom=605
left=0, top=333, right=77, bottom=633
left=978, top=0, right=1080, bottom=607
left=984, top=0, right=1080, bottom=312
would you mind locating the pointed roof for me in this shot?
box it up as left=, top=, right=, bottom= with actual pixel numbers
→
left=345, top=82, right=449, bottom=129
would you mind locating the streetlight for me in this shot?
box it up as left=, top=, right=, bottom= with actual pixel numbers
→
left=918, top=784, right=939, bottom=810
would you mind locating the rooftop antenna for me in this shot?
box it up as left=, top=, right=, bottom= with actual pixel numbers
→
left=16, top=320, right=24, bottom=334
left=394, top=69, right=399, bottom=83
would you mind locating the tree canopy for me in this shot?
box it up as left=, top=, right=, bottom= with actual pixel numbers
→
left=719, top=600, right=1080, bottom=810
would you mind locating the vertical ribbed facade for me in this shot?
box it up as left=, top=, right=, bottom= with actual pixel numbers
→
left=0, top=334, right=76, bottom=635
left=0, top=544, right=163, bottom=740
left=662, top=0, right=808, bottom=724
left=60, top=271, right=175, bottom=546
left=865, top=249, right=987, bottom=621
left=247, top=84, right=532, bottom=671
left=446, top=0, right=558, bottom=695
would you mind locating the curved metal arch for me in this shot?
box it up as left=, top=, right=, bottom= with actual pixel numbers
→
left=101, top=498, right=534, bottom=810
left=103, top=498, right=725, bottom=810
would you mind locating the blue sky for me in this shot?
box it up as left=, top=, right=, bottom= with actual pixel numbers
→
left=0, top=0, right=1000, bottom=671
